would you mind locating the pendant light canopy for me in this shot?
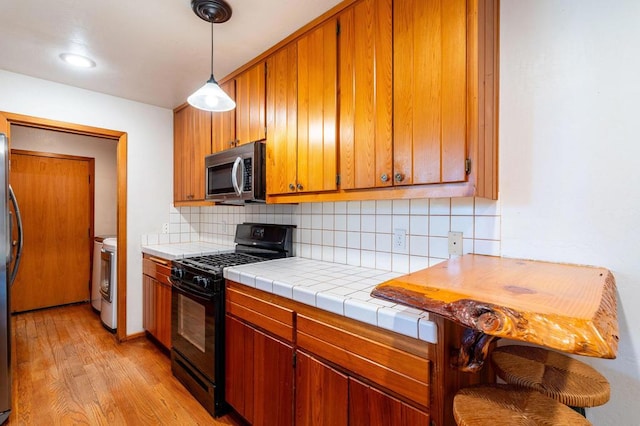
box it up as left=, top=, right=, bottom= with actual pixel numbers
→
left=187, top=0, right=235, bottom=112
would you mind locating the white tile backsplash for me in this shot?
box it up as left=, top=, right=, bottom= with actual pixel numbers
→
left=144, top=197, right=501, bottom=274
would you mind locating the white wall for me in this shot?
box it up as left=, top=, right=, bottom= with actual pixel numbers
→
left=500, top=1, right=640, bottom=423
left=0, top=69, right=173, bottom=335
left=10, top=125, right=118, bottom=236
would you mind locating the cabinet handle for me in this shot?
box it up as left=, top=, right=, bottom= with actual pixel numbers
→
left=296, top=183, right=304, bottom=191
left=394, top=173, right=404, bottom=183
left=289, top=183, right=295, bottom=191
left=380, top=174, right=389, bottom=183
left=229, top=140, right=235, bottom=146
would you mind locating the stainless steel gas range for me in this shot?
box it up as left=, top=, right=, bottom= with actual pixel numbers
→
left=169, top=223, right=295, bottom=417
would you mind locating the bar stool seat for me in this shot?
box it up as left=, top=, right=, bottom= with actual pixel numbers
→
left=491, top=345, right=610, bottom=408
left=453, top=384, right=592, bottom=425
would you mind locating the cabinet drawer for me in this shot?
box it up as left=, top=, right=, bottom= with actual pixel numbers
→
left=143, top=255, right=171, bottom=286
left=226, top=285, right=295, bottom=342
left=297, top=314, right=430, bottom=408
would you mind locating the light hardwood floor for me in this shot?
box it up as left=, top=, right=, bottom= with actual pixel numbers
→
left=8, top=303, right=241, bottom=425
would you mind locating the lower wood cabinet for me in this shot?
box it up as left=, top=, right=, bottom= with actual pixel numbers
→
left=225, top=281, right=491, bottom=426
left=225, top=315, right=294, bottom=426
left=295, top=351, right=348, bottom=426
left=142, top=255, right=172, bottom=350
left=348, top=377, right=429, bottom=426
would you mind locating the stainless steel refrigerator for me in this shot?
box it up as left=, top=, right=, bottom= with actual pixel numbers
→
left=1, top=133, right=24, bottom=424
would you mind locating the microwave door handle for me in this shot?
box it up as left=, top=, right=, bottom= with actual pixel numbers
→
left=231, top=156, right=244, bottom=196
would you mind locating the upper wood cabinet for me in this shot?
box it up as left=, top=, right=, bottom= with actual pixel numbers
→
left=267, top=18, right=339, bottom=196
left=173, top=104, right=211, bottom=203
left=339, top=0, right=393, bottom=190
left=211, top=79, right=236, bottom=152
left=266, top=43, right=298, bottom=196
left=393, top=0, right=468, bottom=186
left=295, top=17, right=339, bottom=194
left=235, top=61, right=267, bottom=146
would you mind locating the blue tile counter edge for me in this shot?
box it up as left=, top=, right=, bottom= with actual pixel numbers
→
left=224, top=257, right=438, bottom=344
left=141, top=242, right=235, bottom=260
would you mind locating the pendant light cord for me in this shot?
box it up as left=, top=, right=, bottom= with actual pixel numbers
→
left=210, top=20, right=214, bottom=78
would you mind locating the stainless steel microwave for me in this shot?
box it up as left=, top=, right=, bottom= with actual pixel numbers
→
left=205, top=141, right=266, bottom=204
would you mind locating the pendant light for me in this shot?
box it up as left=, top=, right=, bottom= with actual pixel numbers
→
left=187, top=0, right=236, bottom=112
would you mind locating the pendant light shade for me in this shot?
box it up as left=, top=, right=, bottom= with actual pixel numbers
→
left=188, top=75, right=235, bottom=111
left=187, top=0, right=235, bottom=112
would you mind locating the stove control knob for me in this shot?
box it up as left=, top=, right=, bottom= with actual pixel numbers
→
left=201, top=277, right=212, bottom=289
left=171, top=266, right=184, bottom=279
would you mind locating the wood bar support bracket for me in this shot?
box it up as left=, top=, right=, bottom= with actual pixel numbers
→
left=451, top=328, right=500, bottom=373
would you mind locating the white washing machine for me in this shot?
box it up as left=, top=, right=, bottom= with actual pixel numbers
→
left=100, top=237, right=117, bottom=332
left=91, top=235, right=114, bottom=312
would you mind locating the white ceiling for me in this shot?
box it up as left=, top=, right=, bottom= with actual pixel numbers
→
left=0, top=0, right=342, bottom=109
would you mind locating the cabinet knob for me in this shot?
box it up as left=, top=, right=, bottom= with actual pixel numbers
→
left=296, top=183, right=304, bottom=191
left=289, top=183, right=295, bottom=191
left=380, top=174, right=389, bottom=183
left=394, top=173, right=404, bottom=183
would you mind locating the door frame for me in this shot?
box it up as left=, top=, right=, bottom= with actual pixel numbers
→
left=0, top=112, right=128, bottom=341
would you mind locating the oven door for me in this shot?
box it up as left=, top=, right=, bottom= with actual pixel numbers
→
left=171, top=282, right=220, bottom=382
left=99, top=249, right=113, bottom=302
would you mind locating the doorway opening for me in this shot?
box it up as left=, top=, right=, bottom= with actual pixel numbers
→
left=0, top=112, right=128, bottom=341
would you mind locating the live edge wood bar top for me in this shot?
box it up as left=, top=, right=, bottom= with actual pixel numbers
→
left=371, top=254, right=619, bottom=372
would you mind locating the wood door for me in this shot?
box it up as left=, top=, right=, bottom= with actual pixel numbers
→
left=225, top=315, right=255, bottom=422
left=295, top=351, right=348, bottom=426
left=235, top=61, right=267, bottom=145
left=266, top=43, right=298, bottom=196
left=142, top=274, right=157, bottom=336
left=297, top=18, right=338, bottom=193
left=10, top=151, right=93, bottom=312
left=156, top=281, right=172, bottom=349
left=349, top=378, right=429, bottom=426
left=339, top=0, right=393, bottom=190
left=394, top=0, right=468, bottom=185
left=252, top=328, right=294, bottom=426
left=212, top=79, right=237, bottom=152
left=173, top=104, right=211, bottom=202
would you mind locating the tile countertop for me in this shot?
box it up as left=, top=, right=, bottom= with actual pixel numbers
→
left=141, top=241, right=235, bottom=260
left=224, top=257, right=438, bottom=344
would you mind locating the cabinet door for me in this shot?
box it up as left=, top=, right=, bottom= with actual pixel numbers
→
left=394, top=0, right=468, bottom=185
left=235, top=61, right=266, bottom=145
left=226, top=315, right=294, bottom=425
left=156, top=282, right=172, bottom=349
left=225, top=315, right=255, bottom=422
left=142, top=275, right=156, bottom=336
left=212, top=79, right=237, bottom=152
left=339, top=0, right=393, bottom=190
left=296, top=18, right=338, bottom=193
left=295, top=351, right=348, bottom=426
left=266, top=44, right=298, bottom=196
left=173, top=104, right=212, bottom=202
left=349, top=378, right=429, bottom=426
left=253, top=327, right=294, bottom=426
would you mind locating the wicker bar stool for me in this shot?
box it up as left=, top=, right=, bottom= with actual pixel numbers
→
left=491, top=345, right=610, bottom=415
left=453, top=384, right=591, bottom=425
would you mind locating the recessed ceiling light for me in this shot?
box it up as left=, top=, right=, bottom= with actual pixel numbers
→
left=59, top=53, right=96, bottom=68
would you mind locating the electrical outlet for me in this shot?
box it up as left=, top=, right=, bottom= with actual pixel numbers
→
left=162, top=223, right=169, bottom=234
left=448, top=231, right=463, bottom=255
left=393, top=228, right=407, bottom=250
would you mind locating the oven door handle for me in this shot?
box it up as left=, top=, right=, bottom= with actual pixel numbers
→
left=170, top=278, right=217, bottom=302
